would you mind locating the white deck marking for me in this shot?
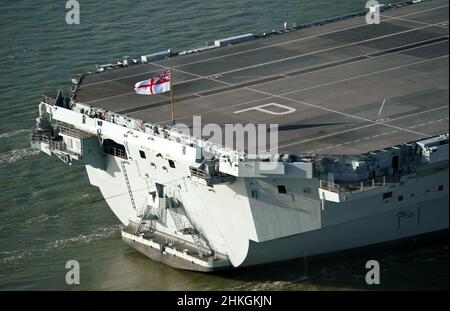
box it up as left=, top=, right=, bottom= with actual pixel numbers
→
left=155, top=52, right=448, bottom=124
left=170, top=4, right=450, bottom=69
left=147, top=37, right=449, bottom=109
left=275, top=105, right=449, bottom=151
left=82, top=66, right=232, bottom=105
left=384, top=14, right=449, bottom=29
left=82, top=34, right=448, bottom=94
left=309, top=116, right=449, bottom=153
left=247, top=85, right=432, bottom=138
left=82, top=35, right=448, bottom=106
left=80, top=4, right=448, bottom=88
left=233, top=103, right=296, bottom=115
left=261, top=47, right=448, bottom=96
left=378, top=99, right=387, bottom=116
left=194, top=23, right=446, bottom=81
left=153, top=35, right=449, bottom=91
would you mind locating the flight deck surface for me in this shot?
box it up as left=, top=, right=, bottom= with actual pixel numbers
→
left=74, top=0, right=449, bottom=155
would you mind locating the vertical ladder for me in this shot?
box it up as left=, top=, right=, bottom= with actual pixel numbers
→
left=121, top=161, right=137, bottom=211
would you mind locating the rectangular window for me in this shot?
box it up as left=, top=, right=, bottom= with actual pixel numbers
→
left=139, top=150, right=146, bottom=159
left=438, top=185, right=444, bottom=191
left=398, top=195, right=404, bottom=202
left=168, top=159, right=176, bottom=168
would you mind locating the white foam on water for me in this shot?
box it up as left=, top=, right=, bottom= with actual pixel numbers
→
left=0, top=129, right=30, bottom=139
left=0, top=148, right=40, bottom=164
left=24, top=214, right=59, bottom=225
left=0, top=226, right=119, bottom=264
left=0, top=250, right=32, bottom=264
left=47, top=225, right=119, bottom=250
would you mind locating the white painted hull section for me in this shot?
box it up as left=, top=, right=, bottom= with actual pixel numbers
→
left=83, top=148, right=448, bottom=268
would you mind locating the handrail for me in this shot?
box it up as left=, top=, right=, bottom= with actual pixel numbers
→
left=57, top=122, right=91, bottom=139
left=320, top=175, right=400, bottom=194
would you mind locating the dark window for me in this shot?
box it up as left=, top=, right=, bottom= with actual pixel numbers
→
left=277, top=185, right=287, bottom=194
left=398, top=195, right=404, bottom=202
left=438, top=185, right=444, bottom=191
left=168, top=159, right=176, bottom=168
left=303, top=187, right=311, bottom=194
left=383, top=192, right=392, bottom=199
left=410, top=193, right=415, bottom=197
left=139, top=150, right=146, bottom=159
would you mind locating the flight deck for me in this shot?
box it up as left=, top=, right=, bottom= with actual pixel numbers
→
left=74, top=0, right=449, bottom=155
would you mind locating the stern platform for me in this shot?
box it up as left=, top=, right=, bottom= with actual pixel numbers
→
left=121, top=225, right=232, bottom=272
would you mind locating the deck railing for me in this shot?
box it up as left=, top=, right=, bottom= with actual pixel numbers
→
left=190, top=166, right=209, bottom=179
left=31, top=133, right=66, bottom=151
left=109, top=147, right=127, bottom=159
left=320, top=175, right=400, bottom=194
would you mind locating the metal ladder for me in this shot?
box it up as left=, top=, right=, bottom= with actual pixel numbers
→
left=120, top=161, right=137, bottom=211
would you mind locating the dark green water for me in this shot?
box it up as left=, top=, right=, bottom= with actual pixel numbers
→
left=0, top=0, right=447, bottom=290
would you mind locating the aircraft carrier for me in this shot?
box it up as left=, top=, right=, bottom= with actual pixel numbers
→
left=31, top=0, right=448, bottom=271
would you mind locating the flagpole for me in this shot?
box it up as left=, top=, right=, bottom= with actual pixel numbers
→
left=170, top=66, right=175, bottom=126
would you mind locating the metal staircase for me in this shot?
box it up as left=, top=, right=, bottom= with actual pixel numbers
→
left=167, top=200, right=185, bottom=232
left=135, top=205, right=158, bottom=234
left=167, top=197, right=213, bottom=257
